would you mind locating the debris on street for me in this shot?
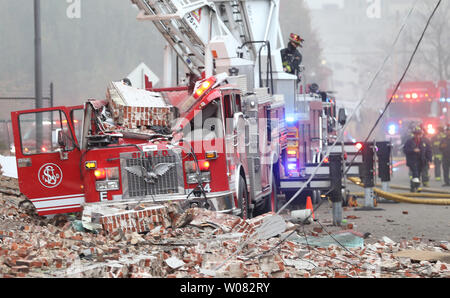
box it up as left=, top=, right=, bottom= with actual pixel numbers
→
left=1, top=174, right=449, bottom=278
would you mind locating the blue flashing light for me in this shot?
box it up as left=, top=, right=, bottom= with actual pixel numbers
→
left=388, top=124, right=397, bottom=136
left=287, top=163, right=297, bottom=170
left=286, top=116, right=296, bottom=123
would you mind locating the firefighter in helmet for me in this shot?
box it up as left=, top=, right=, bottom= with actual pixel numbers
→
left=281, top=33, right=304, bottom=81
left=403, top=126, right=432, bottom=192
left=431, top=126, right=445, bottom=181
left=439, top=126, right=450, bottom=186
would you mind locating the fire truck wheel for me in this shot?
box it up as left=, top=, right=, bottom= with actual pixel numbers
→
left=266, top=173, right=279, bottom=213
left=238, top=175, right=252, bottom=220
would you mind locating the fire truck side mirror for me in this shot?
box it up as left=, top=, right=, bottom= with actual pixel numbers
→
left=57, top=130, right=67, bottom=148
left=338, top=108, right=347, bottom=126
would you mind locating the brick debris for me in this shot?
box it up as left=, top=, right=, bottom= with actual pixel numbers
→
left=0, top=175, right=449, bottom=278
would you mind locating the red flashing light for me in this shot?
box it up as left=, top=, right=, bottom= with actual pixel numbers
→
left=199, top=160, right=210, bottom=172
left=41, top=146, right=47, bottom=153
left=194, top=77, right=217, bottom=99
left=94, top=168, right=106, bottom=180
left=355, top=142, right=363, bottom=150
left=405, top=93, right=411, bottom=99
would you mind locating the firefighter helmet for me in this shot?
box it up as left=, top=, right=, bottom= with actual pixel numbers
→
left=289, top=33, right=304, bottom=47
left=412, top=126, right=422, bottom=135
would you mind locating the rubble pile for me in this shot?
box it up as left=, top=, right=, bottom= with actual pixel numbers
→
left=0, top=175, right=449, bottom=278
left=104, top=81, right=175, bottom=132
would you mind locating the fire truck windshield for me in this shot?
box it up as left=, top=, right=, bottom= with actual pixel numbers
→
left=388, top=101, right=439, bottom=119
left=183, top=99, right=223, bottom=141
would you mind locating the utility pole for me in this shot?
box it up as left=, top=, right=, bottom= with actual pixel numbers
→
left=34, top=0, right=43, bottom=151
left=34, top=0, right=43, bottom=109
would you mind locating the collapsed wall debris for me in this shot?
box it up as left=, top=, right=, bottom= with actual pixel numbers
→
left=105, top=81, right=175, bottom=132
left=1, top=173, right=449, bottom=278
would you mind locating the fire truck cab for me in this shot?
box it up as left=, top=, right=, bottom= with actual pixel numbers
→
left=385, top=81, right=446, bottom=155
left=11, top=0, right=346, bottom=220
left=11, top=73, right=280, bottom=218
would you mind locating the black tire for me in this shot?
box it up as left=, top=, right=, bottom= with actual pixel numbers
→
left=265, top=173, right=279, bottom=213
left=238, top=175, right=251, bottom=219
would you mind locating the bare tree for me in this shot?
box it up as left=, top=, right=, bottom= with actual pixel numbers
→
left=406, top=1, right=450, bottom=81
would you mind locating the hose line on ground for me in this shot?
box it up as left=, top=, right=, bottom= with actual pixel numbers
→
left=348, top=177, right=450, bottom=205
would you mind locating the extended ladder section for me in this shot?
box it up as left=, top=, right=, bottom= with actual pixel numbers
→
left=216, top=0, right=254, bottom=57
left=131, top=0, right=257, bottom=78
left=131, top=0, right=209, bottom=76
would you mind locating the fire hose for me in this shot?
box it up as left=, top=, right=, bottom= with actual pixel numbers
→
left=347, top=177, right=450, bottom=205
left=383, top=184, right=450, bottom=195
left=349, top=192, right=450, bottom=198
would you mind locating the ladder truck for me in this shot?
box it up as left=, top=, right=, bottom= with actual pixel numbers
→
left=11, top=0, right=345, bottom=222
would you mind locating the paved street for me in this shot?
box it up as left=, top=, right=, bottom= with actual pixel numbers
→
left=312, top=159, right=450, bottom=244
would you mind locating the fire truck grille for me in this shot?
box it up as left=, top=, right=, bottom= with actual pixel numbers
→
left=121, top=150, right=184, bottom=198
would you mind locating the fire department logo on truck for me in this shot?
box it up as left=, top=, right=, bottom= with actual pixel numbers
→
left=38, top=163, right=63, bottom=188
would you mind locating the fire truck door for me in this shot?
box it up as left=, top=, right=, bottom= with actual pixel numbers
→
left=11, top=107, right=84, bottom=216
left=224, top=93, right=248, bottom=187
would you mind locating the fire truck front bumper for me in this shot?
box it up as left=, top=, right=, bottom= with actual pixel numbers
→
left=83, top=190, right=235, bottom=214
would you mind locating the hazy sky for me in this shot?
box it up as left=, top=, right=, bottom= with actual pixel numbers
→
left=305, top=0, right=344, bottom=9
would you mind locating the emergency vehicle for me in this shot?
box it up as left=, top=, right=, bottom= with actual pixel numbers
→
left=384, top=81, right=448, bottom=155
left=11, top=0, right=344, bottom=219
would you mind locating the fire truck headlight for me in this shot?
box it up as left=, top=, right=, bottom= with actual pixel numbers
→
left=185, top=160, right=211, bottom=184
left=96, top=180, right=119, bottom=191
left=187, top=173, right=198, bottom=184
left=187, top=172, right=211, bottom=184
left=96, top=182, right=108, bottom=191
left=107, top=181, right=120, bottom=189
left=201, top=171, right=211, bottom=183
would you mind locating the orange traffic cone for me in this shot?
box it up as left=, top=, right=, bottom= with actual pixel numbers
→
left=306, top=196, right=315, bottom=220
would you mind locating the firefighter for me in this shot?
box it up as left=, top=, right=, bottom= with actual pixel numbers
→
left=439, top=126, right=450, bottom=186
left=431, top=126, right=445, bottom=181
left=403, top=126, right=432, bottom=192
left=281, top=33, right=304, bottom=81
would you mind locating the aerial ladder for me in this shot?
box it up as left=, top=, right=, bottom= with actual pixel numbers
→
left=130, top=0, right=291, bottom=92
left=130, top=0, right=348, bottom=209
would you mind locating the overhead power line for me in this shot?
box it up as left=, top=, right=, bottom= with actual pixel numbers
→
left=344, top=0, right=443, bottom=176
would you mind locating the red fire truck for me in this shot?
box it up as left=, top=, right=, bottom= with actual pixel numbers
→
left=384, top=81, right=447, bottom=155
left=438, top=80, right=450, bottom=125
left=11, top=0, right=344, bottom=220
left=12, top=74, right=284, bottom=218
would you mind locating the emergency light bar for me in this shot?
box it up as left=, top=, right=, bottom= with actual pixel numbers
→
left=193, top=77, right=217, bottom=99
